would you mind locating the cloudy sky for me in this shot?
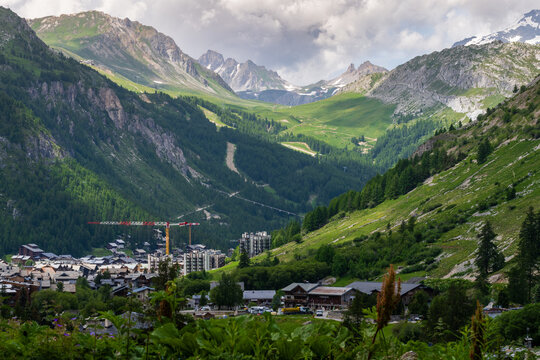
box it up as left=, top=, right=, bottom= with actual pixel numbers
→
left=1, top=0, right=537, bottom=84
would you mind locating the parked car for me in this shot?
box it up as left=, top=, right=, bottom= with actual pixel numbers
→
left=315, top=309, right=324, bottom=317
left=299, top=306, right=313, bottom=314
left=249, top=306, right=266, bottom=314
left=200, top=306, right=211, bottom=311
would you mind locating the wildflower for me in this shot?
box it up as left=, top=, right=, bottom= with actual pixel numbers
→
left=63, top=333, right=70, bottom=336
left=71, top=317, right=76, bottom=321
left=90, top=332, right=95, bottom=336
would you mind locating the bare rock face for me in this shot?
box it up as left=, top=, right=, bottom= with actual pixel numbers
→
left=24, top=133, right=65, bottom=161
left=30, top=78, right=200, bottom=181
left=369, top=41, right=540, bottom=116
left=98, top=88, right=127, bottom=129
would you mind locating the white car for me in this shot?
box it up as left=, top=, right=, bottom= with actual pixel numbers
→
left=200, top=306, right=211, bottom=311
left=315, top=309, right=324, bottom=317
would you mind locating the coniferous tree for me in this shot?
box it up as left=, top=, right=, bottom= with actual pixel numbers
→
left=475, top=221, right=504, bottom=293
left=515, top=207, right=540, bottom=303
left=477, top=138, right=492, bottom=164
left=238, top=249, right=250, bottom=269
left=408, top=290, right=429, bottom=317
left=344, top=292, right=367, bottom=336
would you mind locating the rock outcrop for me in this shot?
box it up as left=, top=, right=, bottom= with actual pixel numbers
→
left=368, top=41, right=540, bottom=116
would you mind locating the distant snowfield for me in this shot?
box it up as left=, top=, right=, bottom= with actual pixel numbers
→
left=458, top=10, right=540, bottom=47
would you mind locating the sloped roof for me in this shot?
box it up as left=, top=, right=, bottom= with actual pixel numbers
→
left=282, top=283, right=319, bottom=293
left=132, top=286, right=155, bottom=294
left=346, top=281, right=422, bottom=296
left=308, top=286, right=353, bottom=296
left=243, top=290, right=276, bottom=300
left=346, top=281, right=381, bottom=294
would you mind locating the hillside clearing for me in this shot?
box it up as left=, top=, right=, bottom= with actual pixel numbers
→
left=280, top=142, right=317, bottom=156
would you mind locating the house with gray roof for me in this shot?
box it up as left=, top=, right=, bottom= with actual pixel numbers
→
left=243, top=290, right=276, bottom=306
left=346, top=281, right=431, bottom=307
left=281, top=283, right=319, bottom=307
left=307, top=286, right=356, bottom=308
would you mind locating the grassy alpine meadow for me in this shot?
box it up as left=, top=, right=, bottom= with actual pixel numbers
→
left=198, top=106, right=232, bottom=128
left=252, top=93, right=396, bottom=149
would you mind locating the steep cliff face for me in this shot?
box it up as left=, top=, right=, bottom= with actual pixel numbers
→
left=369, top=41, right=540, bottom=117
left=28, top=11, right=233, bottom=97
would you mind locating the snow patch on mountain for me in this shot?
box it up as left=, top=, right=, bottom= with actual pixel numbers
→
left=453, top=10, right=540, bottom=47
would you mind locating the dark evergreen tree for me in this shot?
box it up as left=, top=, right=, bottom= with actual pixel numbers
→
left=475, top=221, right=504, bottom=293
left=238, top=249, right=250, bottom=269
left=426, top=283, right=474, bottom=341
left=516, top=207, right=540, bottom=303
left=344, top=292, right=368, bottom=333
left=153, top=258, right=179, bottom=291
left=507, top=265, right=528, bottom=304
left=477, top=138, right=492, bottom=164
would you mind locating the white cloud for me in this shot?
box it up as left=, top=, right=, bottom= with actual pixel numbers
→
left=0, top=0, right=537, bottom=84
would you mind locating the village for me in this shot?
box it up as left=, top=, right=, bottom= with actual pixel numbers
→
left=0, top=228, right=513, bottom=327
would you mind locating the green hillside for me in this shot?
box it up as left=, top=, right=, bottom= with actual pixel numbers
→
left=215, top=74, right=540, bottom=284
left=250, top=93, right=395, bottom=148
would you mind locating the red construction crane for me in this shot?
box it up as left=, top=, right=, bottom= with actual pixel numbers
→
left=88, top=221, right=200, bottom=255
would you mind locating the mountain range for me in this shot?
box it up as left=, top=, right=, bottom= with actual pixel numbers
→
left=199, top=49, right=388, bottom=105
left=0, top=7, right=371, bottom=256
left=453, top=9, right=540, bottom=47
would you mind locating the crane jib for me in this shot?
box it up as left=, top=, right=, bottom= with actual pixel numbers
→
left=87, top=221, right=199, bottom=227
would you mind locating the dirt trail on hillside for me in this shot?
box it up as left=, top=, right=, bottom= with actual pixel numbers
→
left=226, top=142, right=240, bottom=175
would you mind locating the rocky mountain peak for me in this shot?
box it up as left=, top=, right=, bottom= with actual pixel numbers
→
left=28, top=11, right=233, bottom=96
left=328, top=61, right=387, bottom=88
left=198, top=49, right=225, bottom=71
left=197, top=49, right=289, bottom=92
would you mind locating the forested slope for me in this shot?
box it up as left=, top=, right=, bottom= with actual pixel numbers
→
left=0, top=7, right=372, bottom=255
